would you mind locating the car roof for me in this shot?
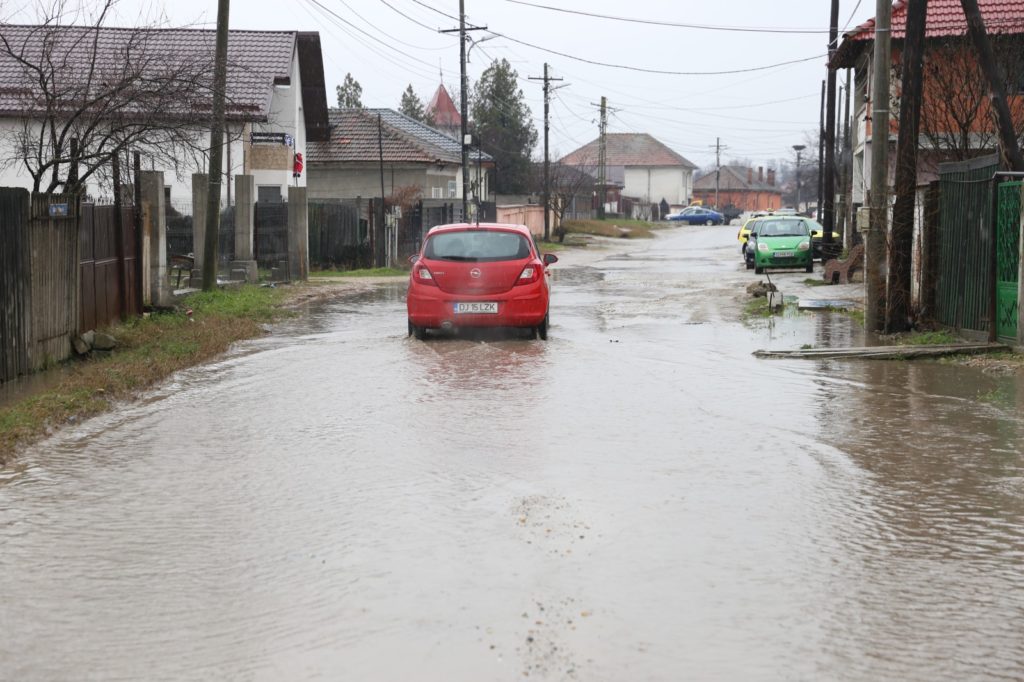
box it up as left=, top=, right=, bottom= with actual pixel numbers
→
left=426, top=222, right=532, bottom=237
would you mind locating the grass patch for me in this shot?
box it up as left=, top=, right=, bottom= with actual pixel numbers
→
left=310, top=267, right=406, bottom=278
left=802, top=278, right=830, bottom=287
left=742, top=297, right=783, bottom=320
left=561, top=219, right=656, bottom=239
left=0, top=285, right=287, bottom=465
left=537, top=240, right=569, bottom=252
left=881, top=330, right=959, bottom=346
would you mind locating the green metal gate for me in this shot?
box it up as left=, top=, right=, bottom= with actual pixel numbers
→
left=996, top=181, right=1021, bottom=341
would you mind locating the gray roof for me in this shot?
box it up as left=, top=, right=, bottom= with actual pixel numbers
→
left=0, top=25, right=327, bottom=132
left=368, top=108, right=493, bottom=164
left=693, top=166, right=780, bottom=192
left=560, top=133, right=697, bottom=170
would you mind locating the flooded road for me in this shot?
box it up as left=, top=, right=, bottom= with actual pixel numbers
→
left=2, top=226, right=1023, bottom=680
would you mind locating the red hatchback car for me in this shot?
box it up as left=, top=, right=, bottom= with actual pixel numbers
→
left=406, top=223, right=558, bottom=339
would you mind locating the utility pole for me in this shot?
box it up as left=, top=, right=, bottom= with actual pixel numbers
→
left=596, top=96, right=608, bottom=219
left=529, top=63, right=563, bottom=241
left=817, top=79, right=826, bottom=221
left=888, top=0, right=928, bottom=333
left=713, top=137, right=724, bottom=209
left=841, top=70, right=853, bottom=245
left=793, top=145, right=806, bottom=211
left=866, top=0, right=893, bottom=332
left=202, top=0, right=229, bottom=291
left=823, top=0, right=840, bottom=253
left=378, top=112, right=386, bottom=268
left=441, top=1, right=487, bottom=221
left=959, top=0, right=1024, bottom=171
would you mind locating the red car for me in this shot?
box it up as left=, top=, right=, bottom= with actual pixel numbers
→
left=406, top=223, right=558, bottom=340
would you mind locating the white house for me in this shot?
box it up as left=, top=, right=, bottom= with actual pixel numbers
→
left=0, top=25, right=329, bottom=207
left=559, top=133, right=697, bottom=206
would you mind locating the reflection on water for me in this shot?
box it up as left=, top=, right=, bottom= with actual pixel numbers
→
left=1, top=229, right=1022, bottom=681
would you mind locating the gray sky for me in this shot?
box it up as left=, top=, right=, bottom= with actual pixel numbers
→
left=8, top=0, right=871, bottom=170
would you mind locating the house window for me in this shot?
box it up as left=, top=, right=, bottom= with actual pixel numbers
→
left=448, top=180, right=457, bottom=198
left=431, top=187, right=443, bottom=199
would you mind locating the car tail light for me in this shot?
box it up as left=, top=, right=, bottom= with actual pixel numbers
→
left=415, top=265, right=438, bottom=286
left=515, top=265, right=540, bottom=286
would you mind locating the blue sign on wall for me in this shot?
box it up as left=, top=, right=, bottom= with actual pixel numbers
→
left=49, top=203, right=69, bottom=217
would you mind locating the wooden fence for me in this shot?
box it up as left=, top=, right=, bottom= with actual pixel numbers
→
left=1, top=190, right=141, bottom=384
left=0, top=188, right=31, bottom=382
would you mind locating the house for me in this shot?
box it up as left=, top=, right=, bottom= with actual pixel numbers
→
left=692, top=166, right=782, bottom=213
left=831, top=0, right=1024, bottom=203
left=306, top=108, right=492, bottom=203
left=559, top=133, right=697, bottom=208
left=0, top=25, right=330, bottom=206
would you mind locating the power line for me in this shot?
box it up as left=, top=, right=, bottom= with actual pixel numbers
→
left=484, top=29, right=826, bottom=76
left=505, top=0, right=832, bottom=34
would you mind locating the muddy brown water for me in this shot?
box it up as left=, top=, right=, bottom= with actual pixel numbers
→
left=2, top=227, right=1022, bottom=680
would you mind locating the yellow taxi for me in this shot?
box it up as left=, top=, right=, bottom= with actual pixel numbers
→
left=737, top=211, right=775, bottom=250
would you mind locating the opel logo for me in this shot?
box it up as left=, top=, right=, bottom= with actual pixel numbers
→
left=470, top=268, right=482, bottom=279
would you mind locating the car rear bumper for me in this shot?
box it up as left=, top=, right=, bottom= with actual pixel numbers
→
left=755, top=251, right=812, bottom=269
left=408, top=284, right=548, bottom=328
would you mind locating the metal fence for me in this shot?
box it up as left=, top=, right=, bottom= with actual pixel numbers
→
left=936, top=155, right=998, bottom=337
left=165, top=199, right=236, bottom=264
left=308, top=200, right=365, bottom=269
left=254, top=201, right=289, bottom=268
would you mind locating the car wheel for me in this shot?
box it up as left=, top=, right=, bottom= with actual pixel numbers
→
left=408, top=319, right=427, bottom=340
left=805, top=261, right=814, bottom=273
left=705, top=219, right=714, bottom=226
left=746, top=259, right=754, bottom=270
left=536, top=313, right=549, bottom=340
left=755, top=266, right=764, bottom=274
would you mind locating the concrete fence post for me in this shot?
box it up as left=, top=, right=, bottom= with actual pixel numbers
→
left=288, top=186, right=308, bottom=281
left=190, top=173, right=208, bottom=287
left=231, top=174, right=257, bottom=283
left=139, top=171, right=169, bottom=305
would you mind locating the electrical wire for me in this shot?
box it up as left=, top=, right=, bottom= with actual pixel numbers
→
left=505, top=0, right=833, bottom=34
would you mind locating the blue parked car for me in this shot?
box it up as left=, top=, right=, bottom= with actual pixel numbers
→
left=666, top=206, right=725, bottom=225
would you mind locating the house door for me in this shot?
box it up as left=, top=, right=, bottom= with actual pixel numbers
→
left=995, top=181, right=1020, bottom=341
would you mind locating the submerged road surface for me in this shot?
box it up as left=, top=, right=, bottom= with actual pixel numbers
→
left=2, top=226, right=1023, bottom=681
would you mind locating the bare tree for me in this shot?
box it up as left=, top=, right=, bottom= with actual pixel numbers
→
left=893, top=33, right=1024, bottom=161
left=0, top=1, right=234, bottom=195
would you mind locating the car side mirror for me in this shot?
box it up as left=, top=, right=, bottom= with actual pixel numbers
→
left=408, top=254, right=419, bottom=264
left=543, top=253, right=559, bottom=265
left=749, top=233, right=757, bottom=239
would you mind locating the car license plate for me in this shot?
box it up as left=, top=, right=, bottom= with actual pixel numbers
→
left=774, top=251, right=794, bottom=258
left=454, top=302, right=498, bottom=314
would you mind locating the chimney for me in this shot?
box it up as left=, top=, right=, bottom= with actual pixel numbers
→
left=767, top=169, right=776, bottom=186
left=747, top=168, right=753, bottom=184
left=758, top=166, right=764, bottom=183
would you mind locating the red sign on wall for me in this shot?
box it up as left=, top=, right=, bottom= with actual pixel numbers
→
left=293, top=152, right=304, bottom=178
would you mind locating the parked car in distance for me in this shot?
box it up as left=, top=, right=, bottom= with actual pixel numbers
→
left=743, top=218, right=766, bottom=269
left=749, top=217, right=814, bottom=274
left=406, top=223, right=557, bottom=340
left=737, top=212, right=775, bottom=252
left=804, top=219, right=842, bottom=259
left=666, top=206, right=725, bottom=225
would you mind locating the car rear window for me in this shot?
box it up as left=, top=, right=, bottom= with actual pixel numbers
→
left=758, top=219, right=810, bottom=237
left=425, top=231, right=532, bottom=262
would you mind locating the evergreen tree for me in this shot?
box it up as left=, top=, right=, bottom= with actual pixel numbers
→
left=471, top=59, right=538, bottom=194
left=336, top=73, right=363, bottom=108
left=399, top=84, right=425, bottom=121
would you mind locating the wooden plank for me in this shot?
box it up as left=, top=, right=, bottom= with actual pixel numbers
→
left=753, top=343, right=1009, bottom=360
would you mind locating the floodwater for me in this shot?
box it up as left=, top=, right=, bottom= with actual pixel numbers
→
left=2, top=227, right=1022, bottom=681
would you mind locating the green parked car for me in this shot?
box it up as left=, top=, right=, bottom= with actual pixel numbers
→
left=749, top=218, right=814, bottom=274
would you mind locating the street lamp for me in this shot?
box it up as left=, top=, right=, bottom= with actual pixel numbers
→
left=792, top=144, right=806, bottom=212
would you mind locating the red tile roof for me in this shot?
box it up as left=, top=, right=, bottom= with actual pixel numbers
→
left=559, top=133, right=696, bottom=169
left=833, top=0, right=1024, bottom=67
left=307, top=108, right=465, bottom=165
left=426, top=84, right=461, bottom=129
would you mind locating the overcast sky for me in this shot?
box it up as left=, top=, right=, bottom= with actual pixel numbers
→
left=8, top=0, right=872, bottom=171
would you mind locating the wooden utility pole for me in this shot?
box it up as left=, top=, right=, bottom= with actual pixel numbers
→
left=111, top=152, right=128, bottom=318
left=817, top=80, right=825, bottom=220
left=823, top=0, right=840, bottom=251
left=530, top=63, right=563, bottom=241
left=959, top=0, right=1024, bottom=171
left=597, top=96, right=607, bottom=219
left=202, top=0, right=230, bottom=291
left=866, top=0, right=893, bottom=332
left=378, top=112, right=386, bottom=268
left=441, top=2, right=487, bottom=220
left=887, top=0, right=928, bottom=332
